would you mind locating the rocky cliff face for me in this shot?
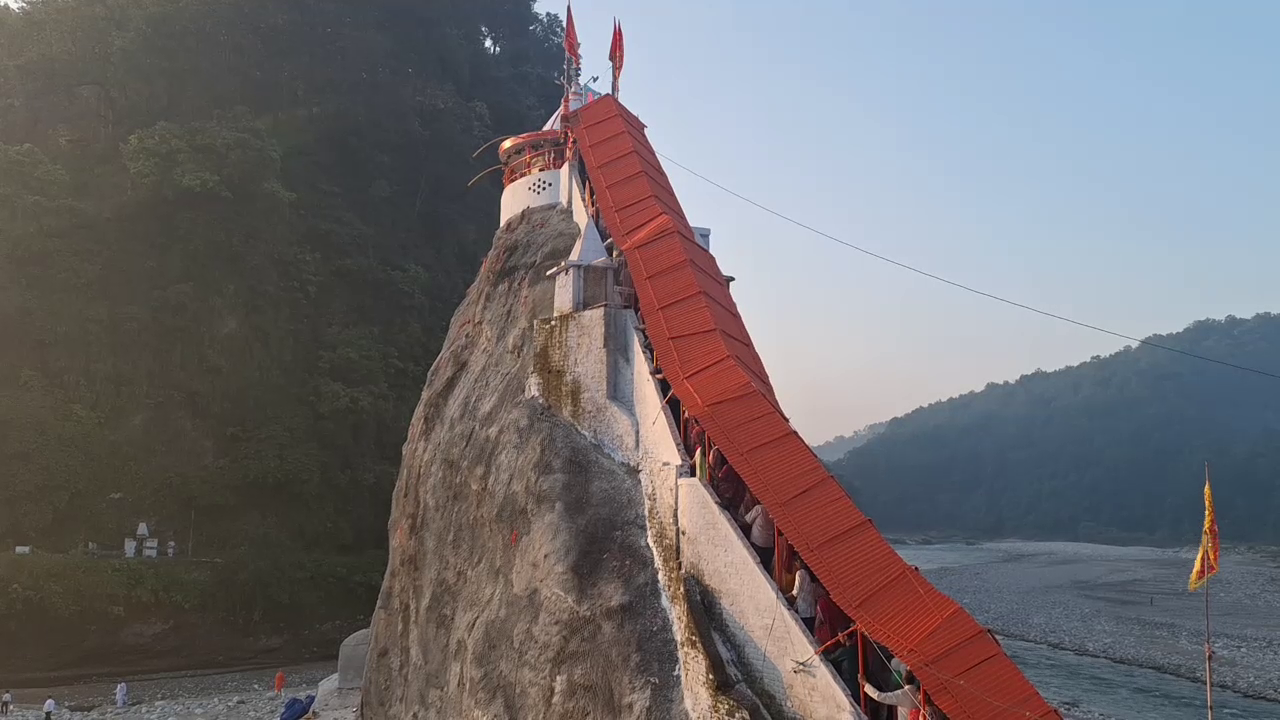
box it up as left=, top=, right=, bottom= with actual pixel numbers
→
left=361, top=206, right=685, bottom=719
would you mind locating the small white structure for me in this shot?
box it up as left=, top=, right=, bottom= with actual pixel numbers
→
left=14, top=545, right=31, bottom=555
left=496, top=86, right=619, bottom=317
left=497, top=129, right=565, bottom=226
left=338, top=628, right=371, bottom=689
left=313, top=628, right=370, bottom=718
left=497, top=81, right=589, bottom=228
left=499, top=162, right=562, bottom=226
left=549, top=161, right=614, bottom=316
left=691, top=226, right=711, bottom=252
left=126, top=521, right=153, bottom=558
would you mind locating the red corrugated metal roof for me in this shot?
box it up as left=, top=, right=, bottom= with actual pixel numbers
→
left=568, top=95, right=1060, bottom=720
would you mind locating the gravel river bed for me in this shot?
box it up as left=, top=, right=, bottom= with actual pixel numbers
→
left=898, top=540, right=1280, bottom=719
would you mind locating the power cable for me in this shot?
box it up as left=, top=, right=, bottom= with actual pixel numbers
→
left=657, top=152, right=1280, bottom=383
left=651, top=151, right=1075, bottom=718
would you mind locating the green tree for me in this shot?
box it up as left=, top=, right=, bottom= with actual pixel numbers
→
left=0, top=0, right=563, bottom=565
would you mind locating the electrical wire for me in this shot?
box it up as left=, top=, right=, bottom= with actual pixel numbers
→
left=656, top=152, right=1280, bottom=383
left=644, top=154, right=1086, bottom=718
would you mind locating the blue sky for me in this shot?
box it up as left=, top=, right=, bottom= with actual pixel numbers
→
left=542, top=1, right=1280, bottom=442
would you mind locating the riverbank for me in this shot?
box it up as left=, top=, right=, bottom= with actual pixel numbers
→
left=0, top=553, right=379, bottom=686
left=0, top=619, right=351, bottom=689
left=4, top=662, right=336, bottom=718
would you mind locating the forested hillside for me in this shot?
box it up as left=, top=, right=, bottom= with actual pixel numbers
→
left=0, top=0, right=562, bottom=558
left=0, top=3, right=566, bottom=674
left=812, top=421, right=886, bottom=462
left=832, top=314, right=1280, bottom=546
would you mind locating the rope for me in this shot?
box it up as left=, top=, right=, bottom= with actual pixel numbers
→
left=863, top=639, right=931, bottom=716
left=865, top=639, right=1049, bottom=719
left=791, top=624, right=859, bottom=672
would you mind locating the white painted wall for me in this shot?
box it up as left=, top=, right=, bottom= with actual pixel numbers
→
left=529, top=307, right=638, bottom=461
left=532, top=306, right=732, bottom=717
left=561, top=163, right=606, bottom=262
left=628, top=325, right=684, bottom=474
left=530, top=300, right=860, bottom=719
left=499, top=169, right=561, bottom=226
left=621, top=317, right=740, bottom=720
left=552, top=271, right=578, bottom=317
left=679, top=478, right=864, bottom=720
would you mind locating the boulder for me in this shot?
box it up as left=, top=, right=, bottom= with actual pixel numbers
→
left=361, top=207, right=684, bottom=719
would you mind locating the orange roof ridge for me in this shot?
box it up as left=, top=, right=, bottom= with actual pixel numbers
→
left=568, top=94, right=1060, bottom=720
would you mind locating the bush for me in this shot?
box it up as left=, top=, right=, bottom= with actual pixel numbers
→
left=0, top=551, right=384, bottom=629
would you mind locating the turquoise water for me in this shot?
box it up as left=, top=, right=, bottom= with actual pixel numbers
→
left=895, top=542, right=1280, bottom=720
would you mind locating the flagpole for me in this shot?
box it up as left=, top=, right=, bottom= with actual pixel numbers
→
left=1205, top=575, right=1214, bottom=720
left=1203, top=461, right=1214, bottom=720
left=561, top=3, right=578, bottom=127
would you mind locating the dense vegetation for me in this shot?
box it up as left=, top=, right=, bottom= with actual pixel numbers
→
left=833, top=314, right=1280, bottom=546
left=0, top=551, right=383, bottom=628
left=0, top=0, right=563, bottom=563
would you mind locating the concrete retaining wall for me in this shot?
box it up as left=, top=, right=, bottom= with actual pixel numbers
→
left=679, top=477, right=862, bottom=720
left=531, top=301, right=861, bottom=719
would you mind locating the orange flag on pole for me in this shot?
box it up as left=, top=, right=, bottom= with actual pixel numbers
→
left=1189, top=467, right=1220, bottom=592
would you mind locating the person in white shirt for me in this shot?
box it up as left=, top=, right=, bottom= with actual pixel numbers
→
left=859, top=670, right=924, bottom=720
left=1, top=690, right=10, bottom=715
left=741, top=502, right=775, bottom=571
left=43, top=695, right=56, bottom=719
left=789, top=562, right=817, bottom=634
left=115, top=681, right=128, bottom=708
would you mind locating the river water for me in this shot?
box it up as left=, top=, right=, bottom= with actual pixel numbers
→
left=895, top=541, right=1280, bottom=719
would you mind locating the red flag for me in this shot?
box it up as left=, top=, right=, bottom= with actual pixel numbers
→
left=609, top=19, right=624, bottom=95
left=564, top=3, right=581, bottom=67
left=609, top=19, right=624, bottom=71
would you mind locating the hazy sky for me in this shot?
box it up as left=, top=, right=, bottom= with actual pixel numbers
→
left=6, top=1, right=1275, bottom=442
left=13, top=0, right=1272, bottom=443
left=539, top=0, right=1280, bottom=443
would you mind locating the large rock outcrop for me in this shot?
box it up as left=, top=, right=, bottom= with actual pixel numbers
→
left=362, top=207, right=685, bottom=719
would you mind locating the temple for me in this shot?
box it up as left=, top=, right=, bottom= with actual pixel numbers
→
left=486, top=8, right=1062, bottom=720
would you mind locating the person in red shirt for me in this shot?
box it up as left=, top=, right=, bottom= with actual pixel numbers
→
left=273, top=670, right=286, bottom=696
